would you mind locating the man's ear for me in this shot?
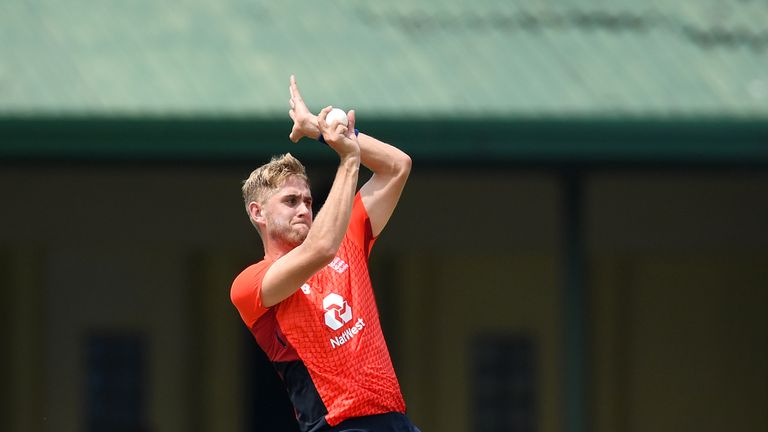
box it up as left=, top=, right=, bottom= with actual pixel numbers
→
left=248, top=201, right=265, bottom=225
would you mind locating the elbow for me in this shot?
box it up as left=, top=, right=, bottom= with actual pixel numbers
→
left=395, top=153, right=412, bottom=178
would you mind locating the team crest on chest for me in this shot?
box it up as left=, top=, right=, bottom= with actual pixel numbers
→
left=327, top=256, right=349, bottom=274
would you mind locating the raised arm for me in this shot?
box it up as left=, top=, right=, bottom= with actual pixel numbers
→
left=260, top=107, right=360, bottom=307
left=356, top=134, right=411, bottom=237
left=288, top=75, right=411, bottom=237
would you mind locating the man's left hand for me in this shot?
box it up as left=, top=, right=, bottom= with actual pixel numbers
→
left=288, top=75, right=320, bottom=143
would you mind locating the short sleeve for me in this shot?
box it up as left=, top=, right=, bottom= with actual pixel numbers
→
left=347, top=192, right=377, bottom=257
left=230, top=260, right=273, bottom=327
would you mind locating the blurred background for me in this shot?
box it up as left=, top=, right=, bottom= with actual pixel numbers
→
left=1, top=1, right=767, bottom=432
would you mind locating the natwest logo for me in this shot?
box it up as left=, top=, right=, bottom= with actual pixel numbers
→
left=330, top=317, right=365, bottom=349
left=323, top=293, right=353, bottom=330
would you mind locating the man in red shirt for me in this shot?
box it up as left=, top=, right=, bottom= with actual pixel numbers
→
left=231, top=76, right=419, bottom=432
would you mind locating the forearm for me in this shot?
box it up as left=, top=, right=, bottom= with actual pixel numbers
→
left=259, top=154, right=359, bottom=307
left=302, top=118, right=410, bottom=176
left=301, top=154, right=360, bottom=260
left=357, top=133, right=411, bottom=177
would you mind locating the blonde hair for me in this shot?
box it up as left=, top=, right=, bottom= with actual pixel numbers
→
left=241, top=153, right=309, bottom=228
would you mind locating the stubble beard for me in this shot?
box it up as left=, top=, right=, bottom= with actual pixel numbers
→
left=268, top=217, right=309, bottom=249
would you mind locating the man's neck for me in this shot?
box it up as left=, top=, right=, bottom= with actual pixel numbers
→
left=263, top=238, right=296, bottom=262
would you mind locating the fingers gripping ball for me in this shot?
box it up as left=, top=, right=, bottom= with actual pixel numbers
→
left=326, top=108, right=349, bottom=127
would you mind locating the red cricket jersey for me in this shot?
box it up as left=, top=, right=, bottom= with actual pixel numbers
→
left=231, top=192, right=406, bottom=430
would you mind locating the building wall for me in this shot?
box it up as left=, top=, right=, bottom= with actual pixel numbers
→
left=0, top=165, right=258, bottom=432
left=378, top=172, right=561, bottom=432
left=1, top=165, right=766, bottom=432
left=587, top=173, right=768, bottom=432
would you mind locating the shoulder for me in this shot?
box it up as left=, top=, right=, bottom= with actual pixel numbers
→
left=349, top=192, right=372, bottom=234
left=348, top=192, right=376, bottom=255
left=234, top=260, right=272, bottom=280
left=230, top=260, right=272, bottom=305
left=230, top=259, right=275, bottom=327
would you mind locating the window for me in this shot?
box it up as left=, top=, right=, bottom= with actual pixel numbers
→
left=85, top=332, right=148, bottom=432
left=471, top=333, right=536, bottom=432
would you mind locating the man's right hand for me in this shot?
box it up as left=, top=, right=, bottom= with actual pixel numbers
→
left=318, top=106, right=360, bottom=159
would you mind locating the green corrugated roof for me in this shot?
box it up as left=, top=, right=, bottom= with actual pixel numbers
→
left=1, top=0, right=767, bottom=118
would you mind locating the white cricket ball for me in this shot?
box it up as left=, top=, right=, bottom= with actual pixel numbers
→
left=325, top=108, right=349, bottom=127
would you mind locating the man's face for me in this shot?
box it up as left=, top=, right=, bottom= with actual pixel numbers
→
left=262, top=175, right=313, bottom=248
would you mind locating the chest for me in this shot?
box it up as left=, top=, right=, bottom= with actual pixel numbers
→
left=299, top=253, right=366, bottom=309
left=277, top=245, right=375, bottom=335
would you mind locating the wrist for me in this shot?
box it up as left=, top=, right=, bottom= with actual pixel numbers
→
left=339, top=150, right=361, bottom=164
left=318, top=128, right=359, bottom=145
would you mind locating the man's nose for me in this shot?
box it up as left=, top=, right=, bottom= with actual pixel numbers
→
left=297, top=202, right=311, bottom=216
